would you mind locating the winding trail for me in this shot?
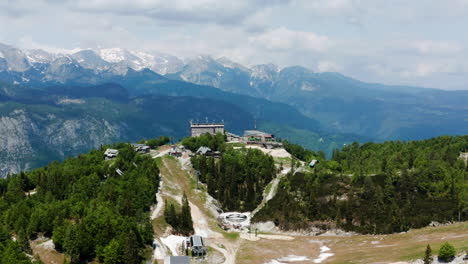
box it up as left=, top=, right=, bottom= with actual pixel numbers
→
left=251, top=167, right=291, bottom=217
left=151, top=154, right=242, bottom=263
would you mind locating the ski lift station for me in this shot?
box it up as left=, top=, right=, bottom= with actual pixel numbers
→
left=186, top=235, right=207, bottom=256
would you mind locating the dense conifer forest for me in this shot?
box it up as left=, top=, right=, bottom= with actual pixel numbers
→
left=254, top=135, right=468, bottom=234
left=188, top=134, right=277, bottom=211
left=0, top=143, right=160, bottom=263
left=191, top=147, right=276, bottom=211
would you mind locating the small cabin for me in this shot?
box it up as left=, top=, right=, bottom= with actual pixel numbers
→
left=195, top=146, right=220, bottom=157
left=104, top=149, right=119, bottom=159
left=189, top=235, right=206, bottom=256
left=309, top=159, right=319, bottom=168
left=226, top=132, right=243, bottom=142
left=164, top=256, right=190, bottom=264
left=244, top=130, right=276, bottom=143
left=132, top=143, right=150, bottom=153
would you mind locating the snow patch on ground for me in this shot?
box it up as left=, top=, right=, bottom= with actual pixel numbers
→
left=278, top=255, right=310, bottom=261
left=160, top=235, right=186, bottom=256
left=313, top=246, right=334, bottom=263
left=265, top=260, right=286, bottom=264
left=265, top=255, right=310, bottom=264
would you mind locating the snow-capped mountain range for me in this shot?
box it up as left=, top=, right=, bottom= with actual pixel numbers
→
left=1, top=42, right=467, bottom=158
left=0, top=42, right=281, bottom=88
left=0, top=44, right=184, bottom=76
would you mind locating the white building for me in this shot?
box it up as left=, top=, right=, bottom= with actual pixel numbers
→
left=190, top=122, right=224, bottom=137
left=104, top=149, right=119, bottom=159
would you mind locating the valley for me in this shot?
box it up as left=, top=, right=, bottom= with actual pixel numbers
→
left=1, top=42, right=468, bottom=179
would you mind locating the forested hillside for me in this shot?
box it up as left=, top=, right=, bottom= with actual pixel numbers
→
left=254, top=135, right=468, bottom=234
left=0, top=143, right=159, bottom=263
left=188, top=134, right=277, bottom=211
left=0, top=82, right=254, bottom=176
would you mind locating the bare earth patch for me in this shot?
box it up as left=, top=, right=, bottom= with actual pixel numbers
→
left=30, top=238, right=65, bottom=264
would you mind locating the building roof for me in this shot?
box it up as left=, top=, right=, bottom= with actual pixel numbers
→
left=164, top=256, right=190, bottom=264
left=132, top=143, right=149, bottom=148
left=309, top=159, right=319, bottom=168
left=244, top=130, right=272, bottom=137
left=104, top=149, right=119, bottom=155
left=196, top=146, right=212, bottom=155
left=190, top=235, right=204, bottom=247
left=115, top=168, right=124, bottom=176
left=191, top=123, right=224, bottom=128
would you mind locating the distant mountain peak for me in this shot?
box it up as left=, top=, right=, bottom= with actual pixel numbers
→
left=216, top=56, right=249, bottom=71
left=24, top=49, right=57, bottom=64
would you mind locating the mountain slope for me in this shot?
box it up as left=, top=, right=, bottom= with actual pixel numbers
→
left=171, top=60, right=468, bottom=141
left=0, top=82, right=257, bottom=176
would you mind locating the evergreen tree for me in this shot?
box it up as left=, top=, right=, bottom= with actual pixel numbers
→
left=102, top=239, right=123, bottom=264
left=122, top=231, right=140, bottom=264
left=424, top=244, right=432, bottom=264
left=438, top=242, right=456, bottom=262
left=180, top=193, right=194, bottom=236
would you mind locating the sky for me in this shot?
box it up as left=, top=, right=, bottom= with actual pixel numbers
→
left=1, top=0, right=468, bottom=90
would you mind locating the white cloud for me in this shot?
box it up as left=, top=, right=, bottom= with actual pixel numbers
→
left=250, top=27, right=332, bottom=52
left=1, top=0, right=468, bottom=89
left=69, top=0, right=289, bottom=25
left=411, top=61, right=463, bottom=77
left=317, top=61, right=343, bottom=72
left=296, top=0, right=353, bottom=10
left=413, top=40, right=463, bottom=55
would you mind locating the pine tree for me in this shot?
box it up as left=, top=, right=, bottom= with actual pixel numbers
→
left=423, top=244, right=432, bottom=264
left=180, top=193, right=194, bottom=236
left=164, top=203, right=178, bottom=229
left=122, top=231, right=140, bottom=264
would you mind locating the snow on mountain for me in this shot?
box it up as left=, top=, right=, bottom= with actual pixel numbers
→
left=71, top=49, right=111, bottom=71
left=250, top=64, right=280, bottom=82
left=95, top=48, right=183, bottom=74
left=216, top=56, right=250, bottom=72
left=0, top=42, right=284, bottom=90
left=24, top=49, right=57, bottom=64
left=98, top=48, right=135, bottom=64
left=0, top=43, right=31, bottom=72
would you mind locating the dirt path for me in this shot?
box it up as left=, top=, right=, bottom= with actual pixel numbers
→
left=150, top=181, right=164, bottom=220
left=153, top=156, right=243, bottom=263
left=251, top=167, right=290, bottom=217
